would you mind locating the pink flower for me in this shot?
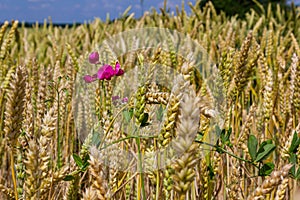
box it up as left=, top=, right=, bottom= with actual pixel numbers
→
left=121, top=97, right=128, bottom=103
left=112, top=96, right=120, bottom=101
left=112, top=95, right=128, bottom=106
left=89, top=52, right=99, bottom=64
left=97, top=64, right=115, bottom=80
left=83, top=74, right=97, bottom=83
left=83, top=61, right=125, bottom=83
left=114, top=61, right=124, bottom=76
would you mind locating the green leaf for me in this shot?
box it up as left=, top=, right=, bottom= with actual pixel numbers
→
left=259, top=162, right=274, bottom=176
left=289, top=153, right=297, bottom=164
left=207, top=163, right=215, bottom=179
left=289, top=131, right=300, bottom=153
left=224, top=128, right=232, bottom=142
left=81, top=154, right=90, bottom=171
left=156, top=104, right=164, bottom=122
left=83, top=154, right=90, bottom=163
left=72, top=154, right=83, bottom=168
left=140, top=113, right=149, bottom=127
left=214, top=125, right=222, bottom=139
left=289, top=155, right=297, bottom=179
left=123, top=108, right=134, bottom=123
left=82, top=162, right=90, bottom=171
left=248, top=135, right=258, bottom=161
left=196, top=131, right=204, bottom=141
left=63, top=175, right=75, bottom=181
left=255, top=143, right=276, bottom=162
left=224, top=128, right=233, bottom=147
left=91, top=131, right=101, bottom=146
left=296, top=168, right=300, bottom=179
left=219, top=127, right=226, bottom=144
left=290, top=164, right=296, bottom=178
left=256, top=139, right=272, bottom=155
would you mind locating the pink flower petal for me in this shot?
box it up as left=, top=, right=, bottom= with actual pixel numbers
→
left=89, top=52, right=99, bottom=64
left=114, top=61, right=124, bottom=76
left=121, top=97, right=128, bottom=103
left=97, top=65, right=115, bottom=80
left=83, top=74, right=97, bottom=83
left=112, top=96, right=120, bottom=101
left=115, top=61, right=121, bottom=71
left=115, top=69, right=124, bottom=76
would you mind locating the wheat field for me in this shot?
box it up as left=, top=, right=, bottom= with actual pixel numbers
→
left=0, top=1, right=300, bottom=199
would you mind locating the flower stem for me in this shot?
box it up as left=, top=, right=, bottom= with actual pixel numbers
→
left=136, top=130, right=146, bottom=200
left=99, top=134, right=157, bottom=151
left=195, top=140, right=259, bottom=168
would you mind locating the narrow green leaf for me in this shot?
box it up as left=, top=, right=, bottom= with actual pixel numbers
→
left=72, top=153, right=83, bottom=168
left=156, top=104, right=164, bottom=122
left=289, top=155, right=297, bottom=179
left=224, top=128, right=233, bottom=147
left=91, top=131, right=101, bottom=146
left=140, top=113, right=149, bottom=127
left=224, top=128, right=232, bottom=142
left=296, top=167, right=300, bottom=179
left=83, top=154, right=90, bottom=163
left=207, top=163, right=215, bottom=179
left=289, top=153, right=297, bottom=164
left=290, top=164, right=296, bottom=178
left=257, top=139, right=272, bottom=155
left=123, top=109, right=133, bottom=123
left=255, top=144, right=276, bottom=162
left=248, top=135, right=258, bottom=160
left=289, top=131, right=300, bottom=153
left=63, top=175, right=75, bottom=181
left=82, top=162, right=90, bottom=171
left=129, top=108, right=134, bottom=117
left=219, top=128, right=226, bottom=144
left=196, top=131, right=204, bottom=141
left=259, top=162, right=274, bottom=176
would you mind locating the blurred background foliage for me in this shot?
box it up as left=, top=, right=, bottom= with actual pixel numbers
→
left=199, top=0, right=289, bottom=18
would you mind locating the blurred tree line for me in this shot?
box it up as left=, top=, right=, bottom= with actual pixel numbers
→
left=199, top=0, right=289, bottom=18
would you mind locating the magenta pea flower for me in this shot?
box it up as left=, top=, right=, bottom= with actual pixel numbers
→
left=112, top=96, right=120, bottom=106
left=97, top=64, right=115, bottom=80
left=83, top=74, right=97, bottom=83
left=121, top=97, right=128, bottom=103
left=112, top=96, right=120, bottom=101
left=112, top=95, right=128, bottom=106
left=89, top=52, right=99, bottom=64
left=114, top=61, right=124, bottom=76
left=83, top=59, right=125, bottom=83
